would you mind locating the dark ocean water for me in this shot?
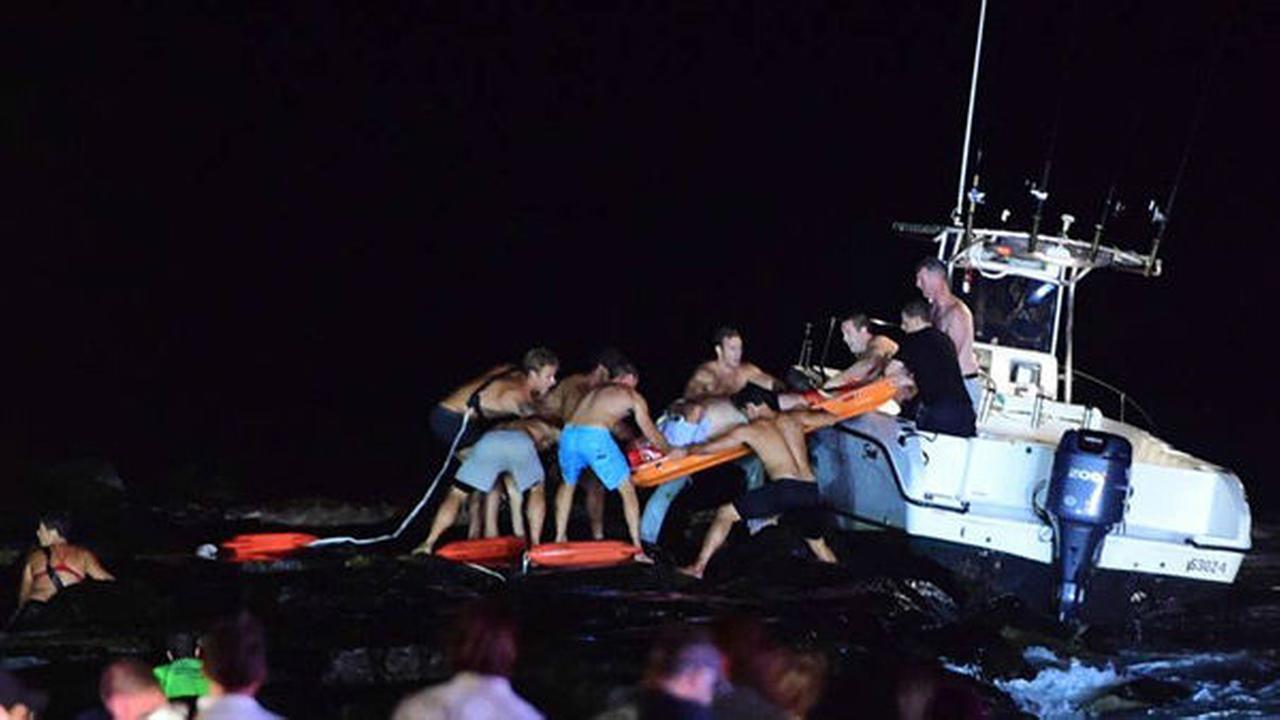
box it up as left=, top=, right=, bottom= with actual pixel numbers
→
left=1, top=469, right=1276, bottom=719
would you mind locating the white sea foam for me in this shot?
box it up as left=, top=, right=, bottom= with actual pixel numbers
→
left=941, top=660, right=983, bottom=679
left=995, top=648, right=1124, bottom=719
left=1124, top=651, right=1251, bottom=675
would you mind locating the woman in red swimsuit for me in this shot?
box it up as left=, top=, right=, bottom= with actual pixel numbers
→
left=16, top=512, right=114, bottom=610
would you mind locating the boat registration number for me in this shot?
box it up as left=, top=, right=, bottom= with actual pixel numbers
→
left=1185, top=558, right=1230, bottom=576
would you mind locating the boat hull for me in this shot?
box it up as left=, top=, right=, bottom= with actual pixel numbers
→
left=812, top=412, right=1251, bottom=622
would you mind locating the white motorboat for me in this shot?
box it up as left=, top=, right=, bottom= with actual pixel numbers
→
left=810, top=224, right=1252, bottom=623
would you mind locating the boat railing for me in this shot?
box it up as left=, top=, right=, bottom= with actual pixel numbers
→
left=1071, top=370, right=1158, bottom=431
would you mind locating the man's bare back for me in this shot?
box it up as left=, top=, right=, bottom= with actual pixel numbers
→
left=570, top=384, right=668, bottom=451
left=702, top=412, right=820, bottom=481
left=497, top=416, right=561, bottom=452
left=540, top=372, right=594, bottom=422
left=931, top=298, right=980, bottom=375
left=439, top=367, right=537, bottom=418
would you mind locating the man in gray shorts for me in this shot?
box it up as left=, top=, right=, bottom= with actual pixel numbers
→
left=414, top=418, right=560, bottom=554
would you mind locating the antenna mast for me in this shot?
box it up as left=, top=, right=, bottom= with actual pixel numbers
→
left=953, top=0, right=989, bottom=226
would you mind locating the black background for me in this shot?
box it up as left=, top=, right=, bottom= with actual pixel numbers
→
left=9, top=1, right=1278, bottom=512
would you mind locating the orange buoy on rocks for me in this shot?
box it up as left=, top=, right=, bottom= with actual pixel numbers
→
left=436, top=536, right=528, bottom=566
left=220, top=532, right=318, bottom=563
left=526, top=540, right=641, bottom=569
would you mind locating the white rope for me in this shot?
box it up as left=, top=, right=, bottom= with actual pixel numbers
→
left=308, top=409, right=473, bottom=547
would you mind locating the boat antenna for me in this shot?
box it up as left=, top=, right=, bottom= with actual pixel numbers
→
left=1145, top=8, right=1232, bottom=276
left=1028, top=0, right=1082, bottom=253
left=953, top=0, right=989, bottom=226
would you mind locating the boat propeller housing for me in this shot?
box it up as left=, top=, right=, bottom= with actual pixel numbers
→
left=1047, top=430, right=1133, bottom=622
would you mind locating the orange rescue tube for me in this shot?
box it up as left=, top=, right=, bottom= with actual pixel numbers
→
left=631, top=377, right=897, bottom=488
left=526, top=540, right=640, bottom=569
left=436, top=536, right=528, bottom=566
left=221, top=532, right=318, bottom=562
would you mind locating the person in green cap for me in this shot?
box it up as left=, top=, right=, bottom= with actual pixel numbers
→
left=153, top=631, right=210, bottom=700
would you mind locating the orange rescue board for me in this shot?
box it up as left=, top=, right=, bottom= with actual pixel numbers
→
left=526, top=540, right=640, bottom=569
left=630, top=378, right=897, bottom=488
left=221, top=532, right=318, bottom=563
left=437, top=536, right=528, bottom=566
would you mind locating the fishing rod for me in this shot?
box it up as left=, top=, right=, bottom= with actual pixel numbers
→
left=1145, top=9, right=1231, bottom=276
left=1028, top=0, right=1081, bottom=254
left=817, top=317, right=837, bottom=373
left=1088, top=180, right=1118, bottom=261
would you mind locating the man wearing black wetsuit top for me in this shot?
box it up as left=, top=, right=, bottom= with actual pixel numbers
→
left=889, top=301, right=977, bottom=437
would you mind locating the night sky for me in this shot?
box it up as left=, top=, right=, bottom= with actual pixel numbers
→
left=9, top=2, right=1279, bottom=512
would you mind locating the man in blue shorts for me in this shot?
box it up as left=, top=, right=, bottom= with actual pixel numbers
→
left=555, top=363, right=671, bottom=559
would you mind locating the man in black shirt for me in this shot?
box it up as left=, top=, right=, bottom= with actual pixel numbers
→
left=888, top=301, right=977, bottom=437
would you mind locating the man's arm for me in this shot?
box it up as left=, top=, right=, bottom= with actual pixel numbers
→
left=744, top=364, right=783, bottom=392
left=884, top=360, right=918, bottom=401
left=824, top=336, right=898, bottom=388
left=534, top=384, right=565, bottom=418
left=630, top=391, right=671, bottom=454
left=824, top=359, right=876, bottom=389
left=939, top=304, right=975, bottom=356
left=490, top=382, right=539, bottom=417
left=789, top=409, right=847, bottom=431
left=17, top=554, right=34, bottom=607
left=683, top=364, right=718, bottom=400
left=686, top=425, right=753, bottom=456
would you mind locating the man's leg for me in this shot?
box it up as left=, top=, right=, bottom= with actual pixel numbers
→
left=554, top=480, right=576, bottom=543
left=806, top=537, right=837, bottom=564
left=585, top=474, right=606, bottom=540
left=680, top=503, right=742, bottom=579
left=617, top=480, right=642, bottom=547
left=640, top=475, right=690, bottom=545
left=466, top=492, right=483, bottom=539
left=413, top=487, right=468, bottom=554
left=504, top=474, right=526, bottom=538
left=617, top=480, right=653, bottom=564
left=483, top=482, right=505, bottom=538
left=527, top=484, right=546, bottom=545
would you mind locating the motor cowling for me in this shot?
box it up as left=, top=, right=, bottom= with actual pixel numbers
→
left=1046, top=429, right=1132, bottom=622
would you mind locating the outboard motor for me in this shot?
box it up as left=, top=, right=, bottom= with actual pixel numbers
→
left=1046, top=430, right=1133, bottom=623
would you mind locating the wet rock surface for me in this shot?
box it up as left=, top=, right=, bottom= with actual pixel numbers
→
left=1, top=491, right=1276, bottom=718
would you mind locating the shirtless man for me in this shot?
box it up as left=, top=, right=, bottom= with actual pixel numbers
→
left=824, top=313, right=900, bottom=388
left=537, top=348, right=629, bottom=540
left=914, top=258, right=983, bottom=411
left=684, top=327, right=784, bottom=401
left=555, top=363, right=671, bottom=555
left=640, top=328, right=797, bottom=545
left=413, top=417, right=560, bottom=554
left=17, top=513, right=114, bottom=610
left=430, top=348, right=558, bottom=538
left=430, top=347, right=560, bottom=449
left=675, top=385, right=842, bottom=579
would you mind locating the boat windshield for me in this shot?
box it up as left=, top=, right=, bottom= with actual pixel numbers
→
left=954, top=273, right=1058, bottom=353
